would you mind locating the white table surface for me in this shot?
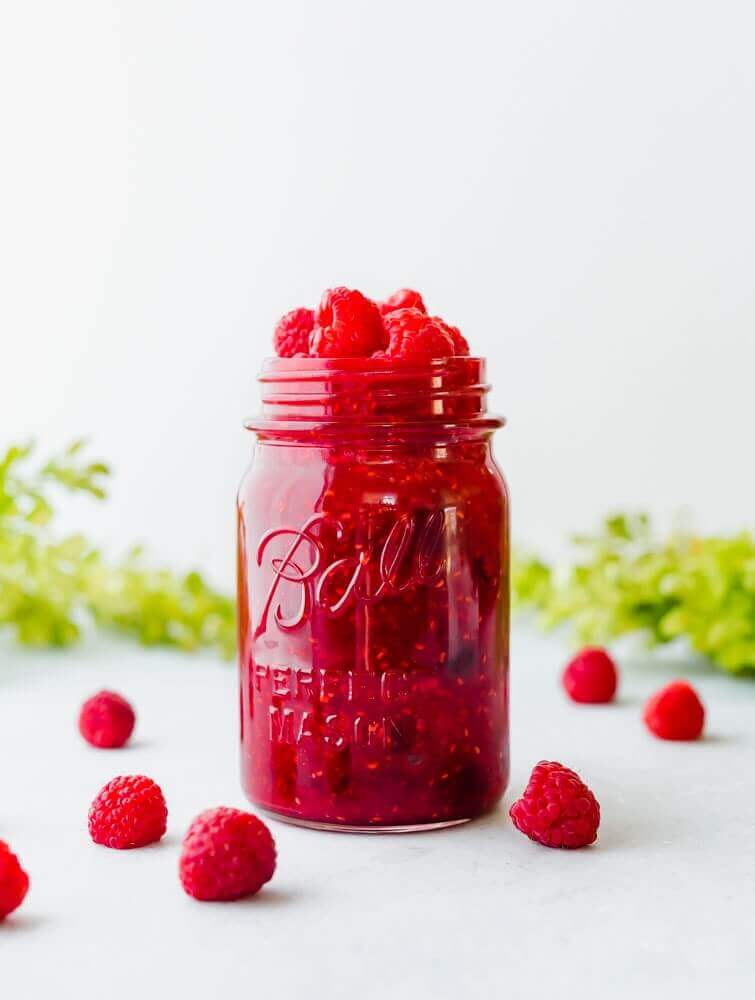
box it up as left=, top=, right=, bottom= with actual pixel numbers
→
left=2, top=627, right=754, bottom=998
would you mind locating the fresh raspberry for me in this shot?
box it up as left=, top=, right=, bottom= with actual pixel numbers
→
left=310, top=287, right=386, bottom=357
left=643, top=680, right=705, bottom=740
left=562, top=647, right=618, bottom=704
left=0, top=841, right=29, bottom=921
left=382, top=308, right=455, bottom=361
left=433, top=317, right=470, bottom=356
left=78, top=690, right=136, bottom=748
left=379, top=288, right=426, bottom=316
left=273, top=307, right=314, bottom=358
left=509, top=761, right=600, bottom=849
left=88, top=775, right=168, bottom=849
left=179, top=807, right=276, bottom=901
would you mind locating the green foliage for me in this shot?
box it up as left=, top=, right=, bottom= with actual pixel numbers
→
left=512, top=513, right=755, bottom=676
left=0, top=441, right=235, bottom=657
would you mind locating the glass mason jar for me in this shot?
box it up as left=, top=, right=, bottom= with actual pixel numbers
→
left=237, top=355, right=509, bottom=832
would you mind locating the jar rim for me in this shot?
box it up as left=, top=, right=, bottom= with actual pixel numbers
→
left=248, top=354, right=504, bottom=436
left=258, top=354, right=486, bottom=379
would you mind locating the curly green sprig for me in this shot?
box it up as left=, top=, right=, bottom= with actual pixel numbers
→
left=0, top=440, right=235, bottom=656
left=512, top=513, right=755, bottom=676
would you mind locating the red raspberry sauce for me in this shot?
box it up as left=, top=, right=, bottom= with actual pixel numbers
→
left=238, top=356, right=509, bottom=830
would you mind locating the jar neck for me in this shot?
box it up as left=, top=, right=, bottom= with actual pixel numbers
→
left=246, top=356, right=504, bottom=443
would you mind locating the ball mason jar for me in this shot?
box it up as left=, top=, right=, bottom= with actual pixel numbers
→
left=237, top=355, right=509, bottom=831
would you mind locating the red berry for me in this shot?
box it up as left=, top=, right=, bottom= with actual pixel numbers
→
left=562, top=647, right=618, bottom=704
left=0, top=841, right=29, bottom=921
left=273, top=307, right=314, bottom=358
left=88, top=775, right=168, bottom=849
left=179, top=807, right=276, bottom=902
left=433, top=317, right=470, bottom=356
left=382, top=308, right=455, bottom=361
left=310, top=287, right=386, bottom=358
left=509, top=761, right=600, bottom=849
left=79, top=690, right=136, bottom=748
left=380, top=288, right=426, bottom=316
left=643, top=680, right=705, bottom=740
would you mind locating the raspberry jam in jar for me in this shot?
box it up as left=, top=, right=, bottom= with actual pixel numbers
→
left=237, top=355, right=509, bottom=831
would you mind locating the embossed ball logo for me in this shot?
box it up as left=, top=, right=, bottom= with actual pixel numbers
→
left=255, top=510, right=445, bottom=637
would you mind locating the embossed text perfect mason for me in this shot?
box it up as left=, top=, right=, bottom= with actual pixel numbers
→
left=238, top=355, right=510, bottom=831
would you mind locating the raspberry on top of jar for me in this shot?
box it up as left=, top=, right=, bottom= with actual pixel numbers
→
left=273, top=287, right=471, bottom=361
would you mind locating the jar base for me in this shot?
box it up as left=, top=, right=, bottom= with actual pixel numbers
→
left=257, top=808, right=473, bottom=834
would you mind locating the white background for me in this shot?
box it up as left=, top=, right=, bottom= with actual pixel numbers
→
left=2, top=1, right=753, bottom=591
left=2, top=5, right=755, bottom=995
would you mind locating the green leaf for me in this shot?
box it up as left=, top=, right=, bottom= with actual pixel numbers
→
left=513, top=514, right=755, bottom=677
left=0, top=438, right=236, bottom=658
